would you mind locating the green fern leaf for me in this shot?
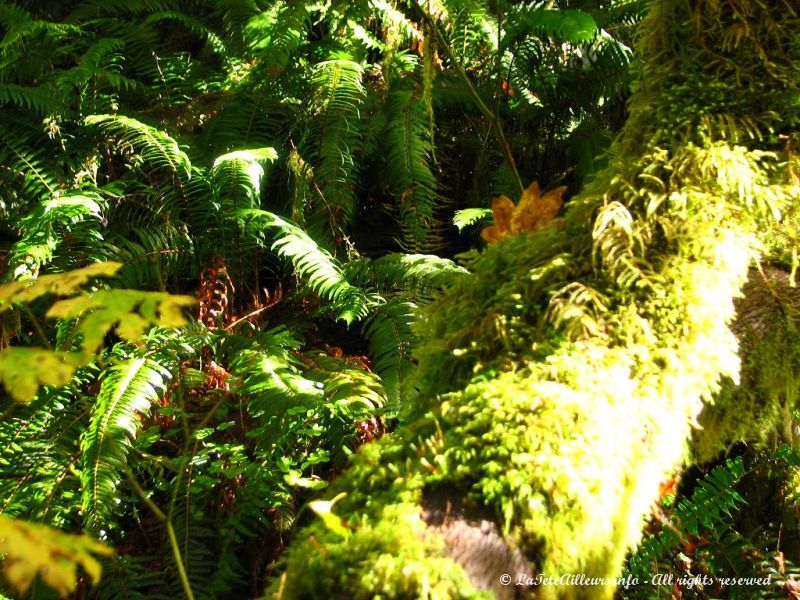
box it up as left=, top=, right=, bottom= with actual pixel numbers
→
left=244, top=2, right=308, bottom=73
left=363, top=300, right=419, bottom=405
left=84, top=114, right=191, bottom=177
left=625, top=457, right=748, bottom=584
left=7, top=191, right=106, bottom=278
left=305, top=55, right=366, bottom=237
left=346, top=253, right=468, bottom=296
left=212, top=147, right=277, bottom=209
left=81, top=356, right=170, bottom=532
left=453, top=207, right=493, bottom=231
left=236, top=209, right=370, bottom=324
left=383, top=87, right=439, bottom=252
left=504, top=8, right=597, bottom=46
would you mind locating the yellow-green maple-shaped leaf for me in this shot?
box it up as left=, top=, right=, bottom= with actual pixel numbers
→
left=0, top=262, right=122, bottom=312
left=511, top=181, right=565, bottom=234
left=480, top=195, right=516, bottom=242
left=0, top=514, right=113, bottom=596
left=47, top=290, right=196, bottom=355
left=0, top=347, right=82, bottom=402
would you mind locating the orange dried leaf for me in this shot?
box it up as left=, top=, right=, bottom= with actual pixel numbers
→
left=481, top=195, right=515, bottom=242
left=480, top=183, right=565, bottom=243
left=491, top=195, right=515, bottom=232
left=512, top=181, right=565, bottom=234
left=511, top=181, right=540, bottom=233
left=480, top=225, right=501, bottom=242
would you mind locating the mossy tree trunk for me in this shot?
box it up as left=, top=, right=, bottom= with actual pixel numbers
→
left=266, top=1, right=800, bottom=598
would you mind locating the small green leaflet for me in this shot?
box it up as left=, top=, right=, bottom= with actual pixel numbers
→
left=309, top=493, right=350, bottom=539
left=453, top=208, right=493, bottom=231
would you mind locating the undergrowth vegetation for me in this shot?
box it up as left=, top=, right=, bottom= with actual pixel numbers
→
left=1, top=1, right=799, bottom=599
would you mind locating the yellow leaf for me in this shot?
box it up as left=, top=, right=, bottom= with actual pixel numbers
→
left=0, top=262, right=122, bottom=313
left=0, top=348, right=82, bottom=402
left=0, top=515, right=113, bottom=596
left=47, top=290, right=196, bottom=356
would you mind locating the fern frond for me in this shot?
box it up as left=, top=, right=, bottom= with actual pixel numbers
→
left=212, top=147, right=277, bottom=210
left=236, top=209, right=371, bottom=324
left=0, top=365, right=95, bottom=526
left=229, top=340, right=321, bottom=420
left=200, top=94, right=286, bottom=157
left=0, top=121, right=58, bottom=218
left=0, top=4, right=80, bottom=56
left=383, top=86, right=439, bottom=252
left=216, top=0, right=261, bottom=33
left=99, top=224, right=194, bottom=290
left=81, top=356, right=171, bottom=532
left=304, top=55, right=366, bottom=238
left=7, top=191, right=106, bottom=279
left=244, top=2, right=308, bottom=73
left=65, top=0, right=179, bottom=20
left=453, top=207, right=493, bottom=231
left=142, top=11, right=227, bottom=56
left=0, top=83, right=60, bottom=114
left=304, top=352, right=387, bottom=412
left=503, top=7, right=598, bottom=46
left=625, top=458, right=748, bottom=587
left=84, top=114, right=191, bottom=178
left=345, top=253, right=468, bottom=297
left=363, top=300, right=418, bottom=406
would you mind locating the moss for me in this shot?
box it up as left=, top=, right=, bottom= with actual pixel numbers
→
left=267, top=502, right=487, bottom=599
left=268, top=1, right=800, bottom=598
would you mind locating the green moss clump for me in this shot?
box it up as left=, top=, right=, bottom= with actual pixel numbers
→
left=268, top=502, right=486, bottom=599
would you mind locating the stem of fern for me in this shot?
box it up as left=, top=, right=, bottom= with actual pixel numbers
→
left=113, top=443, right=197, bottom=600
left=411, top=0, right=524, bottom=197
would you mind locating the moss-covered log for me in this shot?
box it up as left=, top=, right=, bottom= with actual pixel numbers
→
left=265, top=1, right=800, bottom=598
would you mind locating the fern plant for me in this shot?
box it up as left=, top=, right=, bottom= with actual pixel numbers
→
left=624, top=448, right=800, bottom=600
